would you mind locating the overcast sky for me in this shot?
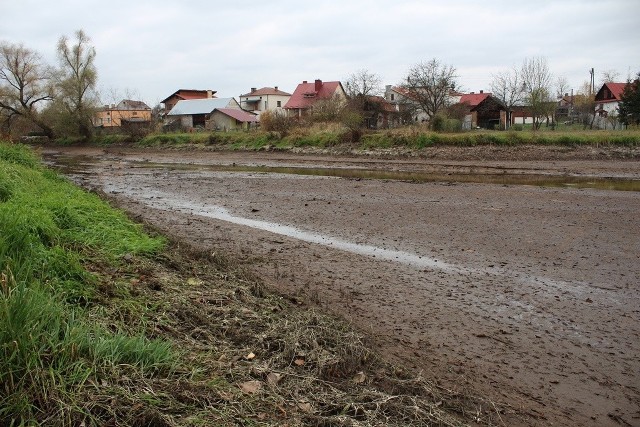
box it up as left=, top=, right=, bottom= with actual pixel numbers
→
left=2, top=0, right=639, bottom=107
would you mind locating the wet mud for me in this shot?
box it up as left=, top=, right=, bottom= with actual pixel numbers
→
left=44, top=146, right=640, bottom=426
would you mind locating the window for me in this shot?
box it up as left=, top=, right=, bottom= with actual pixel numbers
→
left=132, top=111, right=138, bottom=116
left=390, top=94, right=395, bottom=101
left=277, top=101, right=281, bottom=107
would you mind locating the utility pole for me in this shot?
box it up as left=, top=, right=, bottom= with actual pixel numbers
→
left=589, top=68, right=595, bottom=95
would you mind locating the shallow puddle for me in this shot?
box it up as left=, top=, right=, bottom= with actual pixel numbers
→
left=46, top=154, right=640, bottom=191
left=136, top=162, right=640, bottom=191
left=129, top=191, right=460, bottom=273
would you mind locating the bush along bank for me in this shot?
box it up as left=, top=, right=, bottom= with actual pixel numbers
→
left=0, top=142, right=518, bottom=426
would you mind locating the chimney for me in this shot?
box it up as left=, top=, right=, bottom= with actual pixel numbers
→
left=274, top=86, right=278, bottom=91
left=315, top=79, right=322, bottom=92
left=479, top=90, right=483, bottom=94
left=303, top=80, right=308, bottom=84
left=251, top=87, right=256, bottom=93
left=206, top=90, right=213, bottom=98
left=470, top=92, right=475, bottom=94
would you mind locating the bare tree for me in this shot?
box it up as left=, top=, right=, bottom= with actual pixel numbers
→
left=521, top=57, right=554, bottom=129
left=344, top=69, right=383, bottom=129
left=490, top=67, right=523, bottom=129
left=0, top=42, right=55, bottom=138
left=402, top=58, right=457, bottom=127
left=55, top=29, right=98, bottom=140
left=555, top=76, right=570, bottom=99
left=600, top=69, right=620, bottom=85
left=344, top=69, right=382, bottom=99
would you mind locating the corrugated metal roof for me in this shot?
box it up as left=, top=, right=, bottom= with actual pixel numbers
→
left=215, top=108, right=258, bottom=122
left=167, top=98, right=235, bottom=116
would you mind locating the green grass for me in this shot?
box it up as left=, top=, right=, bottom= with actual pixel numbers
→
left=126, top=126, right=640, bottom=152
left=0, top=142, right=173, bottom=425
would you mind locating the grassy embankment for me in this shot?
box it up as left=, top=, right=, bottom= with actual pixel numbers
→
left=1, top=142, right=507, bottom=426
left=0, top=143, right=172, bottom=424
left=115, top=124, right=640, bottom=151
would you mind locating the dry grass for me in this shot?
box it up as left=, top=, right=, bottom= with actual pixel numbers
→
left=82, top=235, right=514, bottom=426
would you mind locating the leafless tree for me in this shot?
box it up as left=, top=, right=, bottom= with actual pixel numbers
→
left=344, top=69, right=382, bottom=99
left=521, top=57, right=554, bottom=129
left=0, top=42, right=55, bottom=138
left=402, top=58, right=457, bottom=127
left=55, top=29, right=98, bottom=140
left=555, top=76, right=570, bottom=99
left=490, top=67, right=523, bottom=129
left=600, top=69, right=621, bottom=85
left=344, top=69, right=384, bottom=129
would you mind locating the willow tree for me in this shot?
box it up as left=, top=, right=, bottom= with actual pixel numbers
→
left=0, top=42, right=55, bottom=138
left=55, top=30, right=98, bottom=140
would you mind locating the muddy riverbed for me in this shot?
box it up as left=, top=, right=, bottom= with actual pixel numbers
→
left=43, top=146, right=640, bottom=426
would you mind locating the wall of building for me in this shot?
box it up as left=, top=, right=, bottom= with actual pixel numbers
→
left=94, top=109, right=151, bottom=127
left=207, top=111, right=239, bottom=131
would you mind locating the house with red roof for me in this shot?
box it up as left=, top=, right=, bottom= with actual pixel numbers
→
left=594, top=82, right=626, bottom=117
left=209, top=108, right=258, bottom=131
left=593, top=82, right=627, bottom=129
left=284, top=79, right=347, bottom=117
left=239, top=87, right=291, bottom=117
left=456, top=91, right=506, bottom=129
left=161, top=89, right=217, bottom=114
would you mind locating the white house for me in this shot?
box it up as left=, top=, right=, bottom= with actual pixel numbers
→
left=239, top=87, right=291, bottom=118
left=594, top=82, right=626, bottom=129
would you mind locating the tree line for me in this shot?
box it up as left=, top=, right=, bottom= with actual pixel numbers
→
left=2, top=30, right=639, bottom=141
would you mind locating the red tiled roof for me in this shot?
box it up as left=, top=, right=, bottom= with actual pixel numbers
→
left=161, top=89, right=216, bottom=104
left=215, top=108, right=257, bottom=122
left=284, top=80, right=343, bottom=109
left=240, top=87, right=292, bottom=97
left=595, top=82, right=626, bottom=103
left=458, top=92, right=491, bottom=107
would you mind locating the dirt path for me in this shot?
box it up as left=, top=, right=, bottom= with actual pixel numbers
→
left=43, top=146, right=640, bottom=426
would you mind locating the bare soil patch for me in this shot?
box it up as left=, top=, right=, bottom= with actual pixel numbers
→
left=43, top=145, right=640, bottom=427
